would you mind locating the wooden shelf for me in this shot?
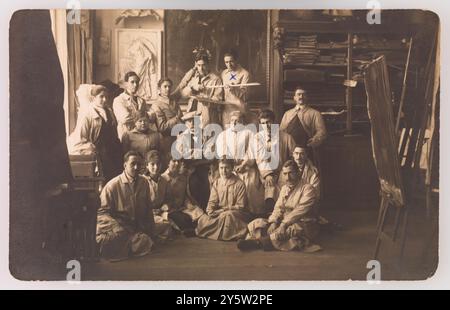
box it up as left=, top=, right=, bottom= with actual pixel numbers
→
left=283, top=101, right=367, bottom=108
left=283, top=63, right=347, bottom=68
left=317, top=46, right=348, bottom=50
left=316, top=46, right=408, bottom=51
left=283, top=62, right=408, bottom=69
left=274, top=20, right=417, bottom=35
left=273, top=16, right=414, bottom=136
left=284, top=80, right=348, bottom=85
left=328, top=119, right=370, bottom=123
left=353, top=46, right=409, bottom=51
left=284, top=102, right=344, bottom=107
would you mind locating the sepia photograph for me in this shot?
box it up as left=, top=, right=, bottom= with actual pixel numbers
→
left=9, top=7, right=440, bottom=282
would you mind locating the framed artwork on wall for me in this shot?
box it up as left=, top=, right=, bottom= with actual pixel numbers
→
left=115, top=28, right=162, bottom=102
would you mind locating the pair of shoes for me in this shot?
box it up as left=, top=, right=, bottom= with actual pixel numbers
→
left=182, top=229, right=196, bottom=238
left=237, top=239, right=261, bottom=251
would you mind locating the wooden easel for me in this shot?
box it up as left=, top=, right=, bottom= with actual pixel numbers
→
left=374, top=193, right=408, bottom=262
left=373, top=30, right=438, bottom=273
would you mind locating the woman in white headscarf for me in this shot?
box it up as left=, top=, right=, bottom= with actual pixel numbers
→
left=68, top=85, right=122, bottom=181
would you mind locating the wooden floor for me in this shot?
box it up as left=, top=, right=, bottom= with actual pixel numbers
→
left=81, top=209, right=436, bottom=281
left=10, top=204, right=437, bottom=281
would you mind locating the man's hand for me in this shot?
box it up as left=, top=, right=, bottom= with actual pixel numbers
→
left=307, top=138, right=319, bottom=148
left=235, top=164, right=246, bottom=174
left=267, top=222, right=279, bottom=235
left=278, top=222, right=287, bottom=233
left=153, top=208, right=162, bottom=216
left=209, top=209, right=224, bottom=218
left=192, top=84, right=205, bottom=92
left=265, top=175, right=275, bottom=188
left=273, top=223, right=288, bottom=240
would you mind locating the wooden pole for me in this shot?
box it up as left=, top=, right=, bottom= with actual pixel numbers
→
left=395, top=37, right=413, bottom=134
left=345, top=32, right=353, bottom=134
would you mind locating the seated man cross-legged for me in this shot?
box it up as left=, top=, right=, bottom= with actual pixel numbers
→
left=238, top=160, right=321, bottom=252
left=96, top=151, right=155, bottom=261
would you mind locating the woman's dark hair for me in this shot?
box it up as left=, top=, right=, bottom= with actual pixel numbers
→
left=99, top=79, right=123, bottom=98
left=157, top=77, right=173, bottom=88
left=124, top=71, right=140, bottom=82
left=145, top=150, right=161, bottom=164
left=282, top=159, right=299, bottom=172
left=90, top=85, right=108, bottom=97
left=218, top=156, right=235, bottom=167
left=168, top=152, right=184, bottom=163
left=133, top=110, right=149, bottom=123
left=223, top=48, right=238, bottom=60
left=259, top=109, right=275, bottom=122
left=194, top=53, right=209, bottom=63
left=294, top=86, right=307, bottom=94
left=123, top=150, right=142, bottom=163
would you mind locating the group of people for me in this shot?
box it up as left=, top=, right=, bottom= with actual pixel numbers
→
left=67, top=48, right=327, bottom=261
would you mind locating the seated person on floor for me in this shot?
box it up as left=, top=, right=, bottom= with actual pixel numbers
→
left=196, top=158, right=250, bottom=241
left=238, top=160, right=321, bottom=252
left=161, top=156, right=204, bottom=237
left=122, top=110, right=161, bottom=160
left=96, top=151, right=155, bottom=261
left=142, top=150, right=173, bottom=242
left=253, top=109, right=296, bottom=212
left=278, top=145, right=320, bottom=198
left=215, top=110, right=266, bottom=217
left=281, top=145, right=334, bottom=229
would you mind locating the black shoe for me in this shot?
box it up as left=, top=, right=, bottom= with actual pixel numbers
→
left=182, top=229, right=196, bottom=238
left=260, top=236, right=275, bottom=251
left=237, top=239, right=261, bottom=251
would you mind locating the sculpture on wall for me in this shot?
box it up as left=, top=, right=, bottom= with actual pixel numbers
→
left=115, top=29, right=162, bottom=102
left=115, top=9, right=162, bottom=25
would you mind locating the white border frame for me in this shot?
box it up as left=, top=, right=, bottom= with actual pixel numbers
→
left=2, top=0, right=450, bottom=290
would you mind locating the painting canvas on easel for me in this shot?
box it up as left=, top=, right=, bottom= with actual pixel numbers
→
left=364, top=56, right=405, bottom=207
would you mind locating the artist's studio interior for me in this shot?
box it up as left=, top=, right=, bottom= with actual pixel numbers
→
left=10, top=9, right=439, bottom=281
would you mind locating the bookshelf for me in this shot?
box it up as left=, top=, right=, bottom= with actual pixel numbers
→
left=271, top=15, right=416, bottom=136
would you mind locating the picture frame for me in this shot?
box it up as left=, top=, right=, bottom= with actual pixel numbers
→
left=115, top=28, right=162, bottom=102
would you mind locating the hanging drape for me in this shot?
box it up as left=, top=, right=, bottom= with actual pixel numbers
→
left=10, top=10, right=73, bottom=192
left=67, top=10, right=94, bottom=134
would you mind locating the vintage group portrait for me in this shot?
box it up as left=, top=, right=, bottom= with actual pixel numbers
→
left=9, top=8, right=439, bottom=282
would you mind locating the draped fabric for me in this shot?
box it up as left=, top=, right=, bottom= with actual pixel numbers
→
left=10, top=10, right=72, bottom=191
left=10, top=10, right=73, bottom=276
left=67, top=10, right=94, bottom=134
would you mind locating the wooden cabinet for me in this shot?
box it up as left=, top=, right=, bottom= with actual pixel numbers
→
left=271, top=13, right=416, bottom=137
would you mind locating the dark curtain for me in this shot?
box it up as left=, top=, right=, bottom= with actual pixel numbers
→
left=10, top=10, right=72, bottom=279
left=10, top=10, right=72, bottom=191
